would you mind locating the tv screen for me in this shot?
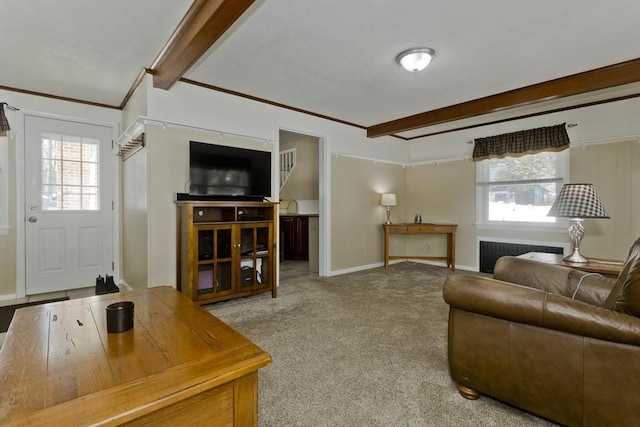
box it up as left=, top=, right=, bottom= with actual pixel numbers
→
left=189, top=141, right=272, bottom=199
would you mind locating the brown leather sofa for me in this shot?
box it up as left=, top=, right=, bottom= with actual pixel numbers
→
left=443, top=237, right=640, bottom=426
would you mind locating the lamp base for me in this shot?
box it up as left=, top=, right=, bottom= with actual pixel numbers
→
left=563, top=218, right=588, bottom=263
left=563, top=248, right=589, bottom=263
left=385, top=206, right=392, bottom=224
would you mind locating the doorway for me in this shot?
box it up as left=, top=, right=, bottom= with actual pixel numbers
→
left=24, top=115, right=114, bottom=294
left=278, top=129, right=322, bottom=281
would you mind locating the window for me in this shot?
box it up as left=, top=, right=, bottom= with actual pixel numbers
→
left=41, top=132, right=100, bottom=211
left=476, top=150, right=568, bottom=227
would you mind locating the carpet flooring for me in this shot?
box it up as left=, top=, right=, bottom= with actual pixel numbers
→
left=207, top=262, right=556, bottom=426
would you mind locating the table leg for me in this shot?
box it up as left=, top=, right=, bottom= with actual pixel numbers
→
left=384, top=227, right=389, bottom=269
left=450, top=231, right=456, bottom=271
left=234, top=372, right=259, bottom=426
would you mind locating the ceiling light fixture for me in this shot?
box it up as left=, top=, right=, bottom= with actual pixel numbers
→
left=396, top=47, right=436, bottom=72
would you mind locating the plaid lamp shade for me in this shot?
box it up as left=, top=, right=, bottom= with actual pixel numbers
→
left=547, top=183, right=610, bottom=218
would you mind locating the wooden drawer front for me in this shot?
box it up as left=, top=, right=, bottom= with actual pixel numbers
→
left=407, top=224, right=453, bottom=233
left=387, top=225, right=408, bottom=233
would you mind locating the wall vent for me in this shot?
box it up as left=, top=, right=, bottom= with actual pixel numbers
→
left=479, top=240, right=563, bottom=274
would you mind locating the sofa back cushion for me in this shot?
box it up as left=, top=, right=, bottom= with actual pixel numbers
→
left=605, top=237, right=640, bottom=317
left=494, top=256, right=570, bottom=295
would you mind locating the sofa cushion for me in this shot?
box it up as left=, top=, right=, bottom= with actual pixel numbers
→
left=605, top=237, right=640, bottom=317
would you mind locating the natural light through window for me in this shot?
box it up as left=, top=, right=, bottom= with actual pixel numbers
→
left=41, top=133, right=100, bottom=211
left=476, top=150, right=567, bottom=226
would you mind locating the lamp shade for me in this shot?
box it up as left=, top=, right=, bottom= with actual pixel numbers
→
left=547, top=183, right=609, bottom=218
left=380, top=193, right=397, bottom=207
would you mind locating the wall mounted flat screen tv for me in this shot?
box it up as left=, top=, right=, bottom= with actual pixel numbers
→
left=189, top=141, right=272, bottom=200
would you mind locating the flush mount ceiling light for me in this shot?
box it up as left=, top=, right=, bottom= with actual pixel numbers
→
left=396, top=47, right=436, bottom=72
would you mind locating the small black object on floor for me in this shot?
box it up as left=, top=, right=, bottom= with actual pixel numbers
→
left=96, top=274, right=119, bottom=295
left=0, top=297, right=70, bottom=333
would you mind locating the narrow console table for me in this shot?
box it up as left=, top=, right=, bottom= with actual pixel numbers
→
left=0, top=287, right=271, bottom=426
left=383, top=223, right=458, bottom=270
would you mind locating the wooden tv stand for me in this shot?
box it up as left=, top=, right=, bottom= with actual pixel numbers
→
left=176, top=200, right=277, bottom=305
left=0, top=287, right=271, bottom=425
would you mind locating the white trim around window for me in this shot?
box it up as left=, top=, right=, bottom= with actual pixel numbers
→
left=475, top=149, right=569, bottom=232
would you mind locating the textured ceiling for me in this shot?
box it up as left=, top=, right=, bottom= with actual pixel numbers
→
left=1, top=0, right=639, bottom=134
left=0, top=0, right=192, bottom=107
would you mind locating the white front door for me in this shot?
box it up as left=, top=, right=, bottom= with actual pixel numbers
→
left=25, top=115, right=114, bottom=294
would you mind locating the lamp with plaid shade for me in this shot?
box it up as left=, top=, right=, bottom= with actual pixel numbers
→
left=547, top=183, right=609, bottom=263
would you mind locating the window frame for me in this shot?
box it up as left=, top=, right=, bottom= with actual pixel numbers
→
left=40, top=133, right=101, bottom=212
left=475, top=149, right=569, bottom=232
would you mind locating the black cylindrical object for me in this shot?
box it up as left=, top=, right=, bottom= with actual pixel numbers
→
left=106, top=301, right=134, bottom=333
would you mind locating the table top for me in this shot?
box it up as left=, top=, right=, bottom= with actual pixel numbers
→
left=383, top=223, right=457, bottom=231
left=0, top=286, right=271, bottom=425
left=518, top=252, right=624, bottom=277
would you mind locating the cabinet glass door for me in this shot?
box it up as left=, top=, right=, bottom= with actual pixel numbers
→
left=239, top=224, right=271, bottom=289
left=197, top=227, right=233, bottom=295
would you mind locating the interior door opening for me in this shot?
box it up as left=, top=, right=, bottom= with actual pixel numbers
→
left=278, top=129, right=323, bottom=281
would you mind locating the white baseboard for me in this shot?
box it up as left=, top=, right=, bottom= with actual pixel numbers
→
left=0, top=293, right=17, bottom=302
left=328, top=262, right=384, bottom=276
left=405, top=258, right=478, bottom=272
left=328, top=259, right=478, bottom=277
left=118, top=279, right=133, bottom=291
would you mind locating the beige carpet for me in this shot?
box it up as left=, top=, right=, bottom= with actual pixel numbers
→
left=207, top=262, right=556, bottom=426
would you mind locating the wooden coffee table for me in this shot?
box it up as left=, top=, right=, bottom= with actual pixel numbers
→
left=0, top=286, right=271, bottom=426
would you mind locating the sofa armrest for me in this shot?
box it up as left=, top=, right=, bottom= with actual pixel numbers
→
left=494, top=256, right=615, bottom=305
left=443, top=274, right=640, bottom=346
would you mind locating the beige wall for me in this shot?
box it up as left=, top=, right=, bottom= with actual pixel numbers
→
left=405, top=160, right=476, bottom=268
left=568, top=140, right=640, bottom=260
left=402, top=139, right=640, bottom=269
left=119, top=124, right=277, bottom=289
left=279, top=137, right=319, bottom=201
left=0, top=137, right=17, bottom=296
left=331, top=156, right=405, bottom=271
left=121, top=148, right=148, bottom=290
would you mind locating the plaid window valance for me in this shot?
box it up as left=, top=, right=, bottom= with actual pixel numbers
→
left=472, top=123, right=570, bottom=162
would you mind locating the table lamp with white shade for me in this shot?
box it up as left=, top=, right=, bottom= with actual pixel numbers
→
left=381, top=193, right=397, bottom=224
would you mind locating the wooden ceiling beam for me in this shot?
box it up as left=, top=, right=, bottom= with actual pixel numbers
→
left=151, top=0, right=255, bottom=90
left=367, top=58, right=640, bottom=138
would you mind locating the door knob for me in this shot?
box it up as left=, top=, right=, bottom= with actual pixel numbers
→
left=28, top=216, right=38, bottom=223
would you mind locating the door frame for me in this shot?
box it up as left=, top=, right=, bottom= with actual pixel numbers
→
left=276, top=126, right=329, bottom=276
left=15, top=110, right=120, bottom=298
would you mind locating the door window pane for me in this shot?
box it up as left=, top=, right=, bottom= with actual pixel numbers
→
left=41, top=133, right=100, bottom=211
